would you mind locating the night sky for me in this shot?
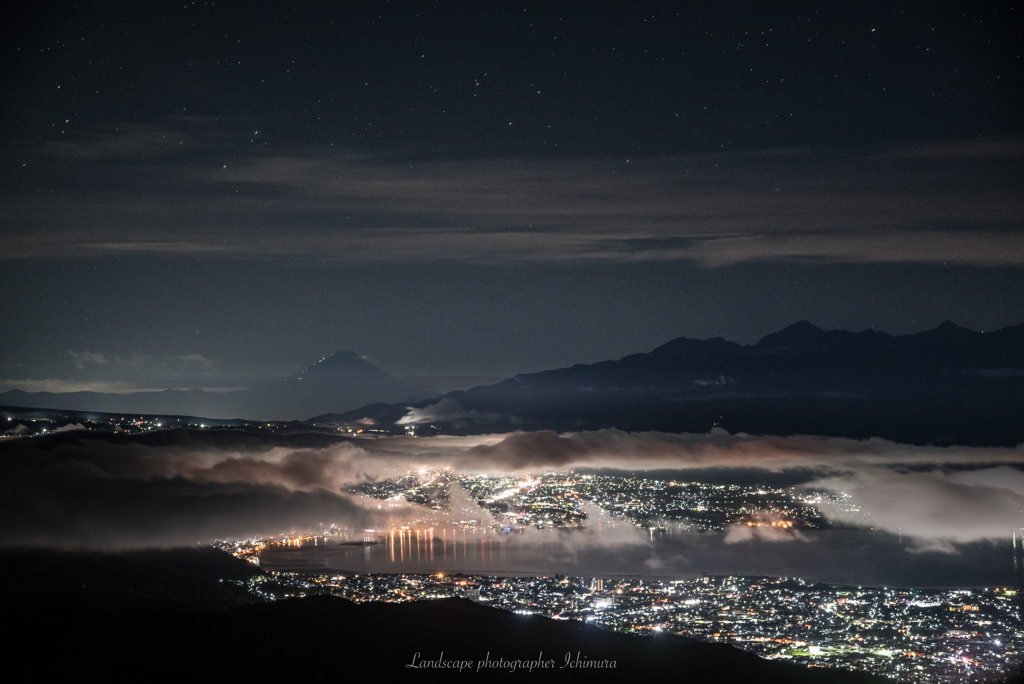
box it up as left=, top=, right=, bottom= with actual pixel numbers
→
left=2, top=1, right=1021, bottom=393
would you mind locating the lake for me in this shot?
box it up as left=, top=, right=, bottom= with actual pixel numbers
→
left=259, top=523, right=1021, bottom=588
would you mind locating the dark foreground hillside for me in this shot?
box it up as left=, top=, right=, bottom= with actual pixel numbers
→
left=0, top=548, right=892, bottom=684
left=11, top=595, right=889, bottom=684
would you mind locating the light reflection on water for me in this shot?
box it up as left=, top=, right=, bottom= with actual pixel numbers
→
left=258, top=525, right=1019, bottom=588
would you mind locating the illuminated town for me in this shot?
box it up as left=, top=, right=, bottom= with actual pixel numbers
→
left=1, top=413, right=243, bottom=437
left=210, top=553, right=1020, bottom=684
left=208, top=467, right=1022, bottom=683
left=356, top=469, right=856, bottom=531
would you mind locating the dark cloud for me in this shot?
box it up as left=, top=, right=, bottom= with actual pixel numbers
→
left=3, top=427, right=1022, bottom=550
left=1, top=472, right=370, bottom=550
left=0, top=429, right=407, bottom=548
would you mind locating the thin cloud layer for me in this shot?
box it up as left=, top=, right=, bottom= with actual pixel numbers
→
left=397, top=397, right=513, bottom=426
left=0, top=379, right=170, bottom=394
left=1, top=351, right=220, bottom=394
left=457, top=428, right=1024, bottom=472
left=4, top=123, right=1022, bottom=266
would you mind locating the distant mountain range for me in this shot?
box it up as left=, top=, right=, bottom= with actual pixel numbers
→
left=4, top=321, right=1022, bottom=446
left=0, top=351, right=437, bottom=421
left=314, top=321, right=1024, bottom=447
